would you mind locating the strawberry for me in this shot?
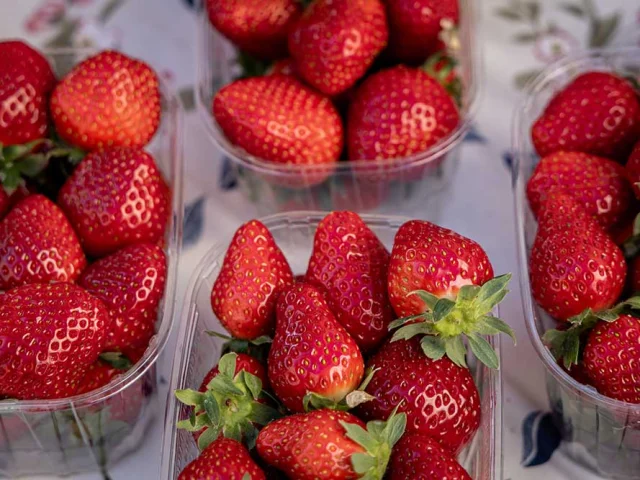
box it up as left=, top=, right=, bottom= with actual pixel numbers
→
left=288, top=0, right=388, bottom=96
left=268, top=283, right=364, bottom=412
left=358, top=337, right=480, bottom=454
left=0, top=194, right=86, bottom=290
left=384, top=0, right=460, bottom=65
left=206, top=0, right=301, bottom=60
left=387, top=220, right=494, bottom=318
left=75, top=357, right=130, bottom=395
left=0, top=40, right=56, bottom=146
left=530, top=193, right=626, bottom=321
left=305, top=211, right=394, bottom=352
left=625, top=140, right=640, bottom=199
left=532, top=72, right=640, bottom=160
left=211, top=220, right=293, bottom=340
left=0, top=183, right=30, bottom=219
left=526, top=151, right=632, bottom=229
left=50, top=50, right=161, bottom=151
left=582, top=315, right=640, bottom=403
left=388, top=433, right=470, bottom=480
left=256, top=408, right=406, bottom=480
left=267, top=58, right=297, bottom=77
left=0, top=283, right=110, bottom=400
left=347, top=66, right=459, bottom=161
left=78, top=243, right=166, bottom=352
left=58, top=147, right=170, bottom=257
left=213, top=75, right=343, bottom=186
left=176, top=353, right=280, bottom=450
left=178, top=437, right=266, bottom=480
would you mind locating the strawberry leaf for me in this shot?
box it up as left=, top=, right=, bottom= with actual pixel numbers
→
left=390, top=322, right=434, bottom=342
left=420, top=335, right=446, bottom=360
left=203, top=391, right=221, bottom=426
left=242, top=371, right=263, bottom=400
left=345, top=390, right=376, bottom=409
left=247, top=402, right=281, bottom=426
left=207, top=375, right=244, bottom=396
left=197, top=425, right=220, bottom=451
left=98, top=352, right=132, bottom=370
left=474, top=274, right=511, bottom=317
left=217, top=353, right=237, bottom=378
left=388, top=315, right=425, bottom=330
left=408, top=290, right=439, bottom=309
left=444, top=337, right=467, bottom=368
left=432, top=298, right=456, bottom=322
left=175, top=389, right=203, bottom=407
left=481, top=316, right=517, bottom=343
left=467, top=333, right=500, bottom=369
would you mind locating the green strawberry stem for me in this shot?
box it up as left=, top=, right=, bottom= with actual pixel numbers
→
left=340, top=407, right=407, bottom=480
left=302, top=368, right=379, bottom=412
left=206, top=330, right=272, bottom=364
left=389, top=274, right=515, bottom=370
left=235, top=51, right=272, bottom=79
left=622, top=214, right=640, bottom=259
left=543, top=296, right=640, bottom=369
left=98, top=352, right=133, bottom=370
left=175, top=353, right=281, bottom=451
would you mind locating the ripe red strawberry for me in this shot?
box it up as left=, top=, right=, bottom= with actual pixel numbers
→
left=58, top=147, right=170, bottom=257
left=625, top=140, right=640, bottom=199
left=387, top=219, right=494, bottom=318
left=206, top=0, right=301, bottom=60
left=76, top=360, right=124, bottom=395
left=267, top=58, right=297, bottom=77
left=305, top=211, right=394, bottom=352
left=211, top=220, right=293, bottom=340
left=213, top=75, right=343, bottom=186
left=0, top=183, right=31, bottom=219
left=178, top=437, right=266, bottom=480
left=257, top=408, right=406, bottom=480
left=384, top=0, right=460, bottom=65
left=532, top=72, right=640, bottom=160
left=0, top=40, right=56, bottom=146
left=388, top=433, right=471, bottom=480
left=0, top=283, right=110, bottom=400
left=526, top=151, right=632, bottom=229
left=288, top=0, right=388, bottom=96
left=50, top=50, right=161, bottom=151
left=268, top=283, right=364, bottom=412
left=530, top=193, right=626, bottom=321
left=0, top=194, right=86, bottom=290
left=582, top=315, right=640, bottom=403
left=358, top=337, right=480, bottom=454
left=347, top=66, right=459, bottom=161
left=78, top=243, right=166, bottom=352
left=177, top=353, right=279, bottom=450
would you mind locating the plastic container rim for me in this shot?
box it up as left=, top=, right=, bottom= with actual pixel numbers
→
left=0, top=47, right=185, bottom=413
left=512, top=45, right=640, bottom=413
left=193, top=0, right=483, bottom=176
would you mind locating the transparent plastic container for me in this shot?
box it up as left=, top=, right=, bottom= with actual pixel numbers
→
left=161, top=212, right=502, bottom=480
left=0, top=48, right=183, bottom=478
left=194, top=0, right=481, bottom=216
left=513, top=47, right=640, bottom=479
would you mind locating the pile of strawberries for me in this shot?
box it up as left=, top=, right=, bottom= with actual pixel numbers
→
left=525, top=70, right=640, bottom=404
left=205, top=0, right=463, bottom=185
left=175, top=211, right=514, bottom=479
left=0, top=41, right=170, bottom=402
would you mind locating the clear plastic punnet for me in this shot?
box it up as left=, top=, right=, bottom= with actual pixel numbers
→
left=514, top=47, right=640, bottom=480
left=0, top=48, right=184, bottom=477
left=194, top=0, right=481, bottom=216
left=161, top=212, right=502, bottom=480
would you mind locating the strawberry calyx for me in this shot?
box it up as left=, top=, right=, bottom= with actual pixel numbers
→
left=389, top=274, right=515, bottom=369
left=543, top=296, right=640, bottom=369
left=236, top=51, right=272, bottom=79
left=175, top=353, right=281, bottom=451
left=621, top=212, right=640, bottom=260
left=98, top=352, right=133, bottom=370
left=207, top=330, right=273, bottom=364
left=302, top=367, right=378, bottom=412
left=339, top=408, right=407, bottom=480
left=423, top=51, right=462, bottom=107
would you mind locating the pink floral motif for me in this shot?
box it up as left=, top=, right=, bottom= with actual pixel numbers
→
left=24, top=0, right=66, bottom=34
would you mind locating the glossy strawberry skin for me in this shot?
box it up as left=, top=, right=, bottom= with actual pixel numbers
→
left=257, top=409, right=365, bottom=480
left=58, top=147, right=170, bottom=258
left=268, top=283, right=364, bottom=413
left=347, top=66, right=459, bottom=161
left=179, top=437, right=266, bottom=480
left=76, top=359, right=124, bottom=395
left=526, top=151, right=632, bottom=229
left=0, top=283, right=110, bottom=400
left=532, top=72, right=640, bottom=160
left=213, top=75, right=343, bottom=186
left=0, top=194, right=86, bottom=290
left=387, top=220, right=494, bottom=318
left=78, top=243, right=166, bottom=352
left=0, top=40, right=56, bottom=146
left=530, top=194, right=626, bottom=321
left=306, top=211, right=394, bottom=352
left=50, top=50, right=161, bottom=151
left=625, top=140, right=640, bottom=200
left=206, top=0, right=301, bottom=60
left=388, top=433, right=471, bottom=480
left=288, top=0, right=388, bottom=96
left=358, top=338, right=480, bottom=455
left=385, top=0, right=460, bottom=65
left=211, top=220, right=293, bottom=340
left=583, top=315, right=640, bottom=403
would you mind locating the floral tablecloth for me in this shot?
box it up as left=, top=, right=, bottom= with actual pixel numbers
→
left=2, top=0, right=639, bottom=478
